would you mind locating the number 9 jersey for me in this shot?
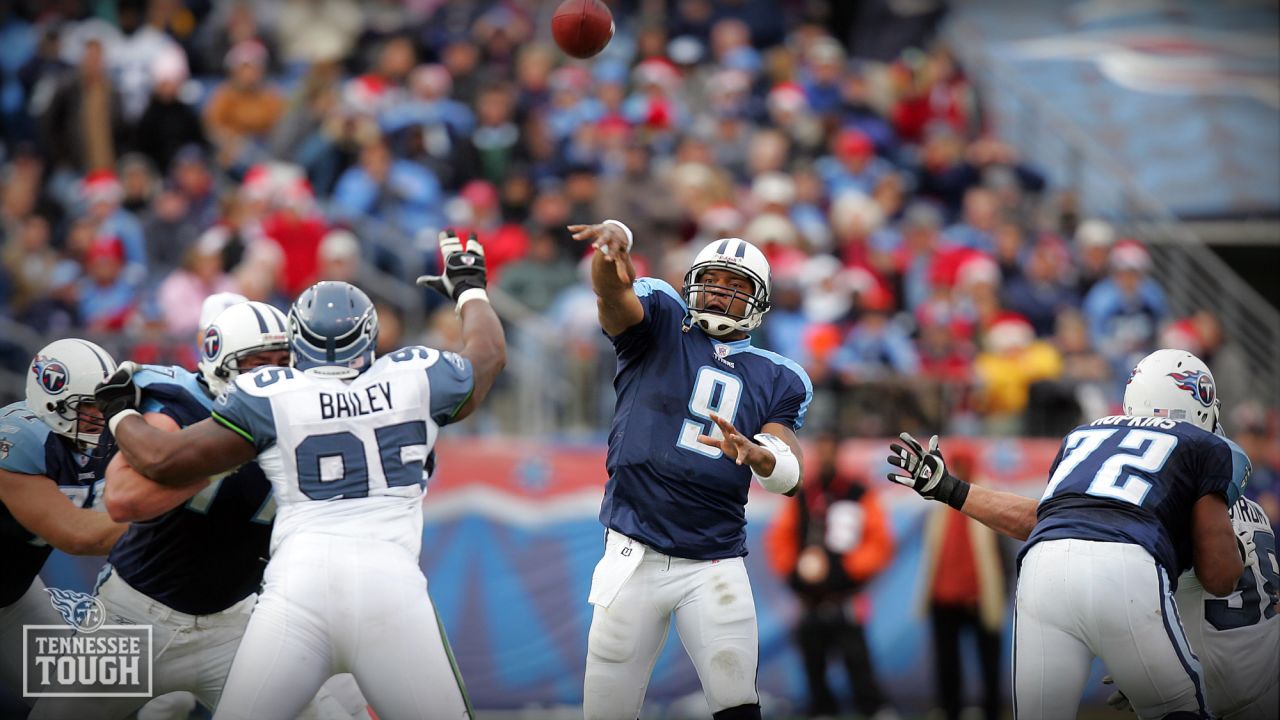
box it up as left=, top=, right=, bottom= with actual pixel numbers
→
left=601, top=278, right=812, bottom=560
left=209, top=346, right=473, bottom=558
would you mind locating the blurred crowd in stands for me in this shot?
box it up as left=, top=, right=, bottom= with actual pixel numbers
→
left=0, top=1, right=1275, bottom=489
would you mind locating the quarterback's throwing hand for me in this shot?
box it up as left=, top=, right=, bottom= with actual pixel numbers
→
left=698, top=413, right=772, bottom=468
left=417, top=229, right=487, bottom=303
left=569, top=222, right=633, bottom=284
left=886, top=432, right=969, bottom=509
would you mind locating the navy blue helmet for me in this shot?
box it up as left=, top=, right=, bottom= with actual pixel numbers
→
left=288, top=282, right=379, bottom=378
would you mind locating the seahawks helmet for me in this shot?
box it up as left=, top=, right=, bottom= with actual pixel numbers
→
left=288, top=281, right=379, bottom=379
left=25, top=339, right=118, bottom=449
left=682, top=238, right=772, bottom=336
left=1123, top=348, right=1220, bottom=432
left=198, top=301, right=289, bottom=397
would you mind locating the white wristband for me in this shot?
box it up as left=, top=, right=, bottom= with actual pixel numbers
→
left=601, top=219, right=634, bottom=252
left=107, top=409, right=142, bottom=437
left=751, top=432, right=800, bottom=494
left=455, top=287, right=490, bottom=315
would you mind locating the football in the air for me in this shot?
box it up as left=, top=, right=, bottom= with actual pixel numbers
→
left=551, top=0, right=615, bottom=59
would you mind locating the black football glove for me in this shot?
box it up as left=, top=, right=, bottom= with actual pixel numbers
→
left=94, top=361, right=142, bottom=427
left=417, top=229, right=487, bottom=302
left=887, top=432, right=970, bottom=510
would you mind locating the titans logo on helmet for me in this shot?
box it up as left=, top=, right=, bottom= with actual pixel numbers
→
left=204, top=326, right=223, bottom=360
left=1167, top=370, right=1215, bottom=407
left=33, top=356, right=69, bottom=394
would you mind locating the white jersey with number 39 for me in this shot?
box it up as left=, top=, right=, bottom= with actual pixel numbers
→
left=210, top=346, right=474, bottom=557
left=1175, top=497, right=1279, bottom=719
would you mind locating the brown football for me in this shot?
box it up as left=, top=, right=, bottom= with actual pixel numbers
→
left=551, top=0, right=614, bottom=60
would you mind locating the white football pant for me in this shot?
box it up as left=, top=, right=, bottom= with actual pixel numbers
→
left=212, top=534, right=470, bottom=720
left=1015, top=540, right=1206, bottom=720
left=584, top=533, right=760, bottom=719
left=27, top=571, right=368, bottom=720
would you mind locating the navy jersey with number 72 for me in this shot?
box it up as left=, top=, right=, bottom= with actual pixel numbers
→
left=1023, top=414, right=1250, bottom=583
left=600, top=278, right=813, bottom=560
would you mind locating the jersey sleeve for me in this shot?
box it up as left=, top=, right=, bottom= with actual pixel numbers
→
left=607, top=277, right=687, bottom=357
left=210, top=374, right=280, bottom=452
left=425, top=350, right=475, bottom=427
left=1194, top=435, right=1248, bottom=507
left=765, top=358, right=814, bottom=431
left=0, top=417, right=50, bottom=476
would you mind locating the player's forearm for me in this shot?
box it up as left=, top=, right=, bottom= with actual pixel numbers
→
left=114, top=415, right=235, bottom=487
left=959, top=484, right=1038, bottom=541
left=61, top=511, right=127, bottom=555
left=105, top=454, right=208, bottom=522
left=458, top=297, right=507, bottom=407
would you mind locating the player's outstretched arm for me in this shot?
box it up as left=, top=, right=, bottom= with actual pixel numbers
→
left=104, top=412, right=212, bottom=522
left=887, top=432, right=1037, bottom=540
left=451, top=296, right=506, bottom=422
left=1191, top=493, right=1244, bottom=596
left=698, top=414, right=804, bottom=497
left=569, top=220, right=643, bottom=336
left=417, top=230, right=507, bottom=422
left=0, top=469, right=126, bottom=555
left=96, top=363, right=255, bottom=487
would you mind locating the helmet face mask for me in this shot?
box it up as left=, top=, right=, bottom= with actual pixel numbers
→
left=288, top=282, right=379, bottom=380
left=682, top=239, right=772, bottom=337
left=1122, top=348, right=1221, bottom=432
left=26, top=339, right=117, bottom=451
left=198, top=301, right=290, bottom=397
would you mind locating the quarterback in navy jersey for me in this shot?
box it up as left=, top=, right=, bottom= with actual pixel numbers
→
left=0, top=340, right=124, bottom=706
left=888, top=349, right=1247, bottom=720
left=569, top=220, right=811, bottom=720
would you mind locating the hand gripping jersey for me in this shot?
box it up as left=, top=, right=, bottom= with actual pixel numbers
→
left=601, top=278, right=813, bottom=559
left=0, top=401, right=111, bottom=606
left=1175, top=497, right=1279, bottom=718
left=104, top=365, right=275, bottom=615
left=1023, top=414, right=1249, bottom=582
left=210, top=346, right=473, bottom=557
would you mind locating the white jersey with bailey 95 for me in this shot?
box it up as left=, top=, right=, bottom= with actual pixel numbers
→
left=211, top=346, right=472, bottom=556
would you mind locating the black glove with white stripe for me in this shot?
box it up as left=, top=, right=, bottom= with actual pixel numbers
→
left=887, top=432, right=970, bottom=510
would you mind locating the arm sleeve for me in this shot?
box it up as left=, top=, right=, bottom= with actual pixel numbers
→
left=210, top=380, right=278, bottom=452
left=0, top=422, right=50, bottom=476
left=1201, top=437, right=1249, bottom=507
left=426, top=351, right=475, bottom=427
left=606, top=277, right=686, bottom=358
left=766, top=360, right=814, bottom=431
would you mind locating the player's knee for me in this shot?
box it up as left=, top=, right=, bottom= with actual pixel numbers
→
left=702, top=648, right=759, bottom=712
left=712, top=703, right=761, bottom=720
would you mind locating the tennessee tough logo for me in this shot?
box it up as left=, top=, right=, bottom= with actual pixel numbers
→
left=1167, top=370, right=1216, bottom=407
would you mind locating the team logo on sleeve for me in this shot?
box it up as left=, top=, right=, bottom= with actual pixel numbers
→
left=0, top=438, right=11, bottom=460
left=203, top=326, right=223, bottom=360
left=1167, top=370, right=1216, bottom=407
left=33, top=356, right=69, bottom=394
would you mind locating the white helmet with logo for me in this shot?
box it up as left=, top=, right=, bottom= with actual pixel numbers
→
left=682, top=238, right=772, bottom=336
left=25, top=339, right=118, bottom=448
left=1123, top=348, right=1219, bottom=432
left=198, top=301, right=289, bottom=397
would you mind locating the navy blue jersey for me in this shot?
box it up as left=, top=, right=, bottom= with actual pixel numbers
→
left=1023, top=415, right=1249, bottom=581
left=105, top=365, right=274, bottom=615
left=0, top=402, right=110, bottom=606
left=601, top=278, right=812, bottom=559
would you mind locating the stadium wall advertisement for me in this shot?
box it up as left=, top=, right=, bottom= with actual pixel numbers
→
left=43, top=438, right=1120, bottom=713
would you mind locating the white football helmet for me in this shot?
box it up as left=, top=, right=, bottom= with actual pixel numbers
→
left=682, top=238, right=772, bottom=336
left=1123, top=348, right=1220, bottom=432
left=25, top=339, right=118, bottom=449
left=198, top=301, right=289, bottom=397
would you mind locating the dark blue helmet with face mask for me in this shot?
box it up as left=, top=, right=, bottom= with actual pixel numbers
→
left=288, top=281, right=379, bottom=379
